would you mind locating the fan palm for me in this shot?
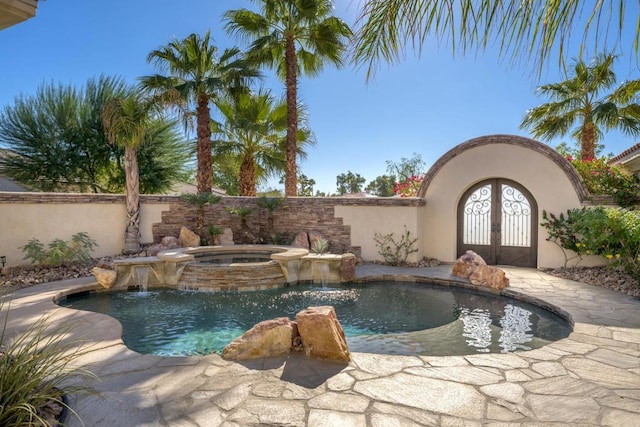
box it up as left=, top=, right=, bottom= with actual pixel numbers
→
left=521, top=53, right=640, bottom=160
left=102, top=95, right=155, bottom=254
left=352, top=1, right=637, bottom=79
left=224, top=0, right=352, bottom=196
left=140, top=31, right=260, bottom=195
left=212, top=89, right=315, bottom=196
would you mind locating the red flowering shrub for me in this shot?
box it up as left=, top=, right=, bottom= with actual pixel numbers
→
left=393, top=174, right=424, bottom=197
left=568, top=157, right=639, bottom=207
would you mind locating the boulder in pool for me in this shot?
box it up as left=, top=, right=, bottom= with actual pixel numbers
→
left=296, top=306, right=350, bottom=363
left=221, top=317, right=297, bottom=360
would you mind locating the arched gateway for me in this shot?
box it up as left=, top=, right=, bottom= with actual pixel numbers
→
left=418, top=135, right=589, bottom=268
left=457, top=178, right=537, bottom=267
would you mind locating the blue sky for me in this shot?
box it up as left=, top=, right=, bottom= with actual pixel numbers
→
left=1, top=0, right=639, bottom=194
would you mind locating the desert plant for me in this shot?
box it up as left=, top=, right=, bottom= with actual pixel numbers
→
left=20, top=232, right=98, bottom=266
left=0, top=301, right=98, bottom=426
left=206, top=225, right=225, bottom=245
left=373, top=226, right=419, bottom=266
left=311, top=238, right=329, bottom=255
left=257, top=196, right=286, bottom=241
left=225, top=206, right=255, bottom=243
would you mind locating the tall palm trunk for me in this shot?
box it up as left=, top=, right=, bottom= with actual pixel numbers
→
left=123, top=145, right=141, bottom=254
left=239, top=154, right=257, bottom=196
left=581, top=120, right=597, bottom=160
left=196, top=93, right=213, bottom=194
left=284, top=34, right=298, bottom=197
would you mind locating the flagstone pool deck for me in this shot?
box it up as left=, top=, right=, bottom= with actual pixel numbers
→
left=4, top=264, right=640, bottom=426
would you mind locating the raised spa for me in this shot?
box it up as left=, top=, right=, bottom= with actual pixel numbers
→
left=110, top=245, right=356, bottom=292
left=59, top=281, right=572, bottom=357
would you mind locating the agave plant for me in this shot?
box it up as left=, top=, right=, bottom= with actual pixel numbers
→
left=311, top=238, right=329, bottom=255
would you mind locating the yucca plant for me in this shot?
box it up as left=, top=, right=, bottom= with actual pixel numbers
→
left=0, top=301, right=98, bottom=426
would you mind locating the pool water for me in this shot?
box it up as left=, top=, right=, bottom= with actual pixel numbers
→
left=59, top=282, right=571, bottom=357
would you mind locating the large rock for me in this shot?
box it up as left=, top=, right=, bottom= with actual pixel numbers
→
left=179, top=227, right=201, bottom=248
left=221, top=317, right=297, bottom=360
left=469, top=265, right=510, bottom=290
left=292, top=231, right=310, bottom=249
left=452, top=250, right=487, bottom=278
left=217, top=227, right=234, bottom=245
left=147, top=243, right=166, bottom=257
left=295, top=306, right=350, bottom=363
left=92, top=267, right=117, bottom=289
left=339, top=253, right=357, bottom=282
left=161, top=236, right=179, bottom=247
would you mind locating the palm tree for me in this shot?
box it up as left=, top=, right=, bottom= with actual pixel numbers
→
left=101, top=95, right=154, bottom=254
left=224, top=0, right=352, bottom=196
left=212, top=89, right=315, bottom=196
left=521, top=53, right=640, bottom=160
left=140, top=31, right=260, bottom=195
left=352, top=1, right=635, bottom=79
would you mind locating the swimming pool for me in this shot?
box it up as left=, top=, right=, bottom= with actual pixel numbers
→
left=59, top=281, right=572, bottom=357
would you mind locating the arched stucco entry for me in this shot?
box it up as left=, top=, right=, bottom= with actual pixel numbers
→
left=418, top=135, right=588, bottom=268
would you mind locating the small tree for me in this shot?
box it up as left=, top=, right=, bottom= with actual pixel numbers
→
left=366, top=175, right=396, bottom=197
left=257, top=195, right=286, bottom=242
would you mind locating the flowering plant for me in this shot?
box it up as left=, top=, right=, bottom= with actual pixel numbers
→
left=393, top=174, right=424, bottom=197
left=567, top=157, right=639, bottom=207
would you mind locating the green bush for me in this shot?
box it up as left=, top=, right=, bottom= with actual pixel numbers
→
left=0, top=301, right=98, bottom=426
left=542, top=207, right=640, bottom=282
left=568, top=157, right=640, bottom=207
left=20, top=232, right=98, bottom=266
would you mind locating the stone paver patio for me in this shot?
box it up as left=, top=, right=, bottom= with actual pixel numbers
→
left=3, top=264, right=640, bottom=426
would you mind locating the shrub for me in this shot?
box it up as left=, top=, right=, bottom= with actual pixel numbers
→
left=20, top=232, right=98, bottom=266
left=373, top=226, right=419, bottom=266
left=0, top=301, right=98, bottom=426
left=568, top=157, right=640, bottom=207
left=542, top=207, right=640, bottom=282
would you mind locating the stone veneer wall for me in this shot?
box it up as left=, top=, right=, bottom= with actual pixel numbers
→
left=152, top=196, right=425, bottom=258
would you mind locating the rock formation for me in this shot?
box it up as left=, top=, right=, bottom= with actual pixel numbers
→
left=217, top=227, right=234, bottom=245
left=222, top=306, right=350, bottom=363
left=179, top=227, right=200, bottom=247
left=295, top=306, right=350, bottom=363
left=221, top=317, right=297, bottom=360
left=469, top=265, right=510, bottom=290
left=92, top=267, right=116, bottom=289
left=452, top=250, right=487, bottom=278
left=452, top=250, right=509, bottom=290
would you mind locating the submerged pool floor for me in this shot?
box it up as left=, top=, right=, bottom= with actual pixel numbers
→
left=60, top=281, right=571, bottom=356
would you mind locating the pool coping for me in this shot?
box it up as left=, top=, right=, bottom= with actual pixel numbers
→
left=3, top=264, right=640, bottom=426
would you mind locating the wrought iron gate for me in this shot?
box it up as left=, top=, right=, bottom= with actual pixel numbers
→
left=457, top=179, right=537, bottom=267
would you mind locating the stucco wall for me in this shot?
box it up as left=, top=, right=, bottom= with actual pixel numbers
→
left=420, top=135, right=589, bottom=268
left=0, top=193, right=170, bottom=266
left=334, top=204, right=424, bottom=262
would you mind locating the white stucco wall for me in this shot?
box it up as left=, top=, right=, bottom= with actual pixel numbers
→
left=422, top=142, right=583, bottom=268
left=0, top=201, right=169, bottom=266
left=335, top=204, right=424, bottom=262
